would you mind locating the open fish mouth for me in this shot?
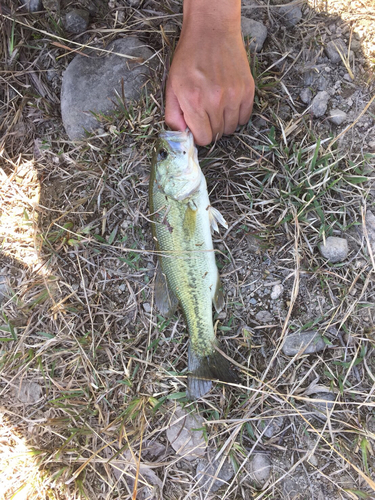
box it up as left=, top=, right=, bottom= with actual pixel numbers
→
left=159, top=129, right=194, bottom=155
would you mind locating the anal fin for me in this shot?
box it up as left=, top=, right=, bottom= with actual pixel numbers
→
left=154, top=266, right=178, bottom=317
left=208, top=206, right=228, bottom=233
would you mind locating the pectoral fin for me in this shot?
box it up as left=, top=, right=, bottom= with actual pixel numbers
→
left=208, top=206, right=228, bottom=233
left=213, top=275, right=225, bottom=313
left=154, top=266, right=178, bottom=317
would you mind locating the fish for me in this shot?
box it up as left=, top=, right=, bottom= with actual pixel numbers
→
left=149, top=129, right=239, bottom=399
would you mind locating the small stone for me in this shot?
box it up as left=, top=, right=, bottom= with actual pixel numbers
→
left=42, top=0, right=60, bottom=10
left=328, top=109, right=347, bottom=125
left=241, top=0, right=261, bottom=19
left=249, top=454, right=272, bottom=486
left=16, top=381, right=43, bottom=404
left=255, top=310, right=273, bottom=324
left=270, top=284, right=283, bottom=300
left=143, top=302, right=151, bottom=313
left=61, top=38, right=155, bottom=140
left=363, top=210, right=375, bottom=253
left=282, top=331, right=326, bottom=356
left=21, top=0, right=43, bottom=12
left=309, top=392, right=336, bottom=419
left=64, top=9, right=90, bottom=34
left=325, top=39, right=347, bottom=64
left=128, top=0, right=142, bottom=6
left=118, top=283, right=126, bottom=292
left=278, top=5, right=302, bottom=27
left=300, top=88, right=312, bottom=104
left=0, top=274, right=9, bottom=304
left=241, top=18, right=268, bottom=52
left=258, top=416, right=284, bottom=438
left=196, top=450, right=234, bottom=493
left=166, top=407, right=206, bottom=461
left=319, top=236, right=348, bottom=263
left=249, top=298, right=257, bottom=305
left=311, top=91, right=330, bottom=117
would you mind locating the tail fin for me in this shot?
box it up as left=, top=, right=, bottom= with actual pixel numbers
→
left=187, top=344, right=239, bottom=399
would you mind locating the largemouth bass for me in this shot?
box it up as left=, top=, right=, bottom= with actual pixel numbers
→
left=149, top=130, right=238, bottom=399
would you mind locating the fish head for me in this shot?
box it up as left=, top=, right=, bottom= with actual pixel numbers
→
left=154, top=130, right=202, bottom=201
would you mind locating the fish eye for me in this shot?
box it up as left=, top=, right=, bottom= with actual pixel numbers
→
left=159, top=149, right=168, bottom=160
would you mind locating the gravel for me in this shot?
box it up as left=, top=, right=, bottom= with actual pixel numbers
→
left=64, top=9, right=90, bottom=34
left=328, top=108, right=347, bottom=125
left=278, top=5, right=303, bottom=27
left=325, top=39, right=348, bottom=64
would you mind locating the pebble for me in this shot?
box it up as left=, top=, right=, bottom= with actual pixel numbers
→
left=319, top=236, right=348, bottom=263
left=42, top=0, right=60, bottom=9
left=325, top=39, right=347, bottom=64
left=61, top=38, right=155, bottom=140
left=258, top=416, right=284, bottom=438
left=364, top=210, right=375, bottom=253
left=0, top=273, right=9, bottom=304
left=328, top=108, right=347, bottom=125
left=166, top=407, right=206, bottom=461
left=309, top=392, right=336, bottom=419
left=118, top=283, right=126, bottom=292
left=300, top=88, right=312, bottom=104
left=311, top=91, right=330, bottom=117
left=344, top=73, right=353, bottom=82
left=64, top=9, right=90, bottom=34
left=282, top=331, right=326, bottom=356
left=16, top=380, right=43, bottom=404
left=196, top=450, right=234, bottom=493
left=143, top=302, right=151, bottom=313
left=127, top=0, right=142, bottom=7
left=249, top=453, right=272, bottom=486
left=241, top=18, right=268, bottom=52
left=270, top=284, right=283, bottom=300
left=241, top=0, right=261, bottom=19
left=249, top=298, right=257, bottom=305
left=255, top=310, right=274, bottom=324
left=278, top=5, right=303, bottom=27
left=22, top=0, right=43, bottom=11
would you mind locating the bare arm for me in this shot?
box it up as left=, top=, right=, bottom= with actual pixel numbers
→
left=165, top=0, right=254, bottom=146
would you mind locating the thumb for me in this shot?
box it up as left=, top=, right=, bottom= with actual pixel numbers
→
left=165, top=79, right=187, bottom=131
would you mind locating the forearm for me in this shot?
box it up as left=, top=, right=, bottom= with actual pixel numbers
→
left=182, top=0, right=241, bottom=34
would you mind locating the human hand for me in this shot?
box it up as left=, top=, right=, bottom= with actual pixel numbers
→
left=165, top=0, right=255, bottom=146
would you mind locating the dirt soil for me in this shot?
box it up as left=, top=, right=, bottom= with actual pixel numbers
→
left=1, top=0, right=375, bottom=499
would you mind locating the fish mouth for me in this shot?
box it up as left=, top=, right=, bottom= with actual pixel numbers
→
left=159, top=129, right=194, bottom=154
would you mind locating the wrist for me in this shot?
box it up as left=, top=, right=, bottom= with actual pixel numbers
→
left=182, top=0, right=241, bottom=34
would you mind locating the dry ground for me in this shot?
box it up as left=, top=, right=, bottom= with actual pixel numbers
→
left=1, top=0, right=375, bottom=499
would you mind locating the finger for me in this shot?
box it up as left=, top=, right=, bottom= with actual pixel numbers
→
left=223, top=107, right=240, bottom=136
left=182, top=106, right=213, bottom=146
left=239, top=87, right=255, bottom=125
left=165, top=79, right=187, bottom=131
left=208, top=111, right=225, bottom=142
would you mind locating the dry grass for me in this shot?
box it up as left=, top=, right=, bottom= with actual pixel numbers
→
left=1, top=0, right=375, bottom=499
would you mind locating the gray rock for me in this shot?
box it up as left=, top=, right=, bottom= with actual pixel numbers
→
left=61, top=38, right=154, bottom=140
left=249, top=297, right=257, bottom=305
left=309, top=392, right=336, bottom=419
left=319, top=236, right=348, bottom=263
left=311, top=90, right=329, bottom=117
left=328, top=108, right=347, bottom=125
left=255, top=310, right=273, bottom=324
left=0, top=274, right=9, bottom=304
left=249, top=453, right=272, bottom=486
left=166, top=407, right=206, bottom=461
left=241, top=0, right=261, bottom=19
left=64, top=9, right=90, bottom=34
left=16, top=381, right=43, bottom=404
left=325, top=39, right=347, bottom=64
left=270, top=284, right=283, bottom=300
left=278, top=5, right=303, bottom=27
left=42, top=0, right=60, bottom=10
left=364, top=210, right=375, bottom=253
left=241, top=18, right=268, bottom=52
left=258, top=416, right=284, bottom=438
left=128, top=0, right=142, bottom=7
left=282, top=331, right=326, bottom=356
left=21, top=0, right=43, bottom=12
left=196, top=450, right=234, bottom=493
left=143, top=302, right=151, bottom=313
left=300, top=88, right=312, bottom=104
